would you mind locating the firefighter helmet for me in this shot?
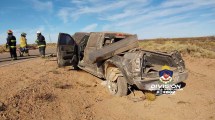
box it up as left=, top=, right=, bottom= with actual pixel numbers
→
left=37, top=31, right=41, bottom=34
left=7, top=30, right=13, bottom=34
left=21, top=32, right=27, bottom=36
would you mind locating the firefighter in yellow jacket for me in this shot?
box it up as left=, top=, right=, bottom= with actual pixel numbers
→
left=19, top=32, right=29, bottom=57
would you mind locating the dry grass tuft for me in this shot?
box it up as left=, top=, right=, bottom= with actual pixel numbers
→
left=139, top=37, right=215, bottom=59
left=0, top=45, right=8, bottom=53
left=0, top=43, right=57, bottom=53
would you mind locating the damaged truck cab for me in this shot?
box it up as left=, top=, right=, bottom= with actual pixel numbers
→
left=57, top=32, right=188, bottom=97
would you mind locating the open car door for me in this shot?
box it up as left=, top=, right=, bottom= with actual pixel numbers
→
left=57, top=33, right=78, bottom=67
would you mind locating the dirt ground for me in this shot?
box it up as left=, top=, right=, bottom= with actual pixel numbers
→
left=0, top=56, right=214, bottom=120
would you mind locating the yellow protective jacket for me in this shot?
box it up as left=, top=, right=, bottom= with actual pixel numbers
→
left=20, top=36, right=27, bottom=48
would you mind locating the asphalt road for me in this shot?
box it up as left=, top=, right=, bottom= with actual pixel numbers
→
left=0, top=47, right=56, bottom=67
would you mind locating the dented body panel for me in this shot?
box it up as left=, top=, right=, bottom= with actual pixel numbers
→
left=57, top=31, right=188, bottom=92
left=89, top=35, right=139, bottom=63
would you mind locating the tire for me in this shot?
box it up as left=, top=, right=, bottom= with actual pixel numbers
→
left=57, top=47, right=65, bottom=67
left=106, top=68, right=128, bottom=96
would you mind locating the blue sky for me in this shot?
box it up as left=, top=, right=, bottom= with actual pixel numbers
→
left=0, top=0, right=215, bottom=44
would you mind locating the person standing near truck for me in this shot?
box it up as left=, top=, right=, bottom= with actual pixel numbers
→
left=6, top=30, right=17, bottom=60
left=19, top=32, right=29, bottom=57
left=35, top=31, right=46, bottom=58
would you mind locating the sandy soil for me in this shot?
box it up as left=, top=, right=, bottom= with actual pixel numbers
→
left=0, top=57, right=214, bottom=120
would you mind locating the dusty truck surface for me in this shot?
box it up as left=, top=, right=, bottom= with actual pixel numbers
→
left=57, top=32, right=188, bottom=97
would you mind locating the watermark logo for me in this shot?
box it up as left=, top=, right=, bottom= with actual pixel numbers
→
left=159, top=65, right=173, bottom=84
left=150, top=65, right=182, bottom=95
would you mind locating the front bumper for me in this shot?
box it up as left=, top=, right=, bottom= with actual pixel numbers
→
left=134, top=70, right=188, bottom=91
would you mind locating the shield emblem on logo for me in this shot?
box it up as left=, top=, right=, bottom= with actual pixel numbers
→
left=159, top=66, right=173, bottom=84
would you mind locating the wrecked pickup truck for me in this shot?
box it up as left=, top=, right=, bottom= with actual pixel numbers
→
left=57, top=32, right=188, bottom=97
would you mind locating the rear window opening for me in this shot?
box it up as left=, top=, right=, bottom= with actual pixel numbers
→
left=103, top=34, right=129, bottom=46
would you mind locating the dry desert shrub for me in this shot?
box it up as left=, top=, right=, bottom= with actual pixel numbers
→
left=139, top=39, right=215, bottom=59
left=0, top=45, right=8, bottom=53
left=0, top=43, right=57, bottom=53
left=0, top=46, right=4, bottom=53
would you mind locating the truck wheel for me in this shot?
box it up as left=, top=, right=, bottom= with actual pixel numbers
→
left=57, top=48, right=65, bottom=67
left=107, top=77, right=128, bottom=97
